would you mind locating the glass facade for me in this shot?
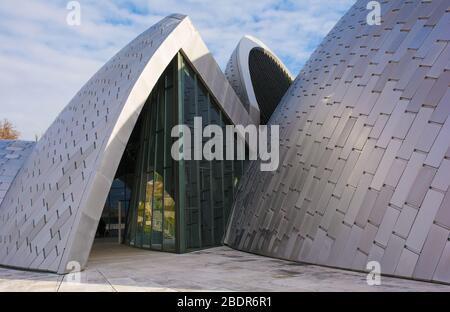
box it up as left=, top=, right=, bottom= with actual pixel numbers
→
left=97, top=178, right=131, bottom=238
left=124, top=60, right=177, bottom=251
left=118, top=53, right=247, bottom=253
left=179, top=58, right=246, bottom=250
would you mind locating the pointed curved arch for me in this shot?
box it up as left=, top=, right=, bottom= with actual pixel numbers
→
left=0, top=14, right=252, bottom=273
left=225, top=35, right=293, bottom=124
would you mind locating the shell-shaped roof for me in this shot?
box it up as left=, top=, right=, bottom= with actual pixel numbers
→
left=225, top=0, right=450, bottom=284
left=0, top=14, right=250, bottom=273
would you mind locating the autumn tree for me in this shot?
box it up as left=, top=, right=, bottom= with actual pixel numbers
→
left=0, top=119, right=20, bottom=140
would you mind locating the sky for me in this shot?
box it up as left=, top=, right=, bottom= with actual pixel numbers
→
left=0, top=0, right=355, bottom=140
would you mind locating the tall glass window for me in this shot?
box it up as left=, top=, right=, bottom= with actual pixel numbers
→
left=125, top=61, right=177, bottom=252
left=124, top=53, right=247, bottom=253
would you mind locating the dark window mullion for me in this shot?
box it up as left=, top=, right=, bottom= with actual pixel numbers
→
left=194, top=73, right=202, bottom=248
left=220, top=112, right=227, bottom=236
left=151, top=85, right=160, bottom=249
left=176, top=53, right=186, bottom=253
left=207, top=94, right=215, bottom=245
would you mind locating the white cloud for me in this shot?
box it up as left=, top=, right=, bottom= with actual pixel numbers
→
left=0, top=0, right=354, bottom=140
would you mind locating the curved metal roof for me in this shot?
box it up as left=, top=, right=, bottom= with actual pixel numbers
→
left=225, top=35, right=293, bottom=125
left=225, top=0, right=450, bottom=284
left=0, top=14, right=251, bottom=273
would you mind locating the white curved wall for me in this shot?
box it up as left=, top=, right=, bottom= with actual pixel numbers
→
left=225, top=35, right=293, bottom=124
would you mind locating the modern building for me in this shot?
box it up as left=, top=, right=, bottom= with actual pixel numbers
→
left=0, top=13, right=289, bottom=274
left=1, top=0, right=450, bottom=285
left=225, top=0, right=450, bottom=284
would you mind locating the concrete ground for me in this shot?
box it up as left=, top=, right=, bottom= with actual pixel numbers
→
left=0, top=241, right=449, bottom=292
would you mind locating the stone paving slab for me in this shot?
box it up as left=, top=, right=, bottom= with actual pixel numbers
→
left=0, top=242, right=449, bottom=292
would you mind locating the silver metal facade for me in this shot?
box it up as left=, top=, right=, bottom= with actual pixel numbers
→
left=225, top=0, right=450, bottom=284
left=0, top=14, right=252, bottom=274
left=225, top=36, right=293, bottom=124
left=0, top=140, right=34, bottom=206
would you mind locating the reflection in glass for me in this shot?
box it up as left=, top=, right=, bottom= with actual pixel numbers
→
left=124, top=54, right=248, bottom=253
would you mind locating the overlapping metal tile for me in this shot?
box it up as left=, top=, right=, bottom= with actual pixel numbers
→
left=0, top=140, right=34, bottom=205
left=0, top=14, right=251, bottom=274
left=225, top=0, right=450, bottom=284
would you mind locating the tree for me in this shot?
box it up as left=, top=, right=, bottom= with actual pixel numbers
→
left=0, top=119, right=20, bottom=140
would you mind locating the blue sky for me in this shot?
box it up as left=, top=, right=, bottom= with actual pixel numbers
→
left=0, top=0, right=355, bottom=140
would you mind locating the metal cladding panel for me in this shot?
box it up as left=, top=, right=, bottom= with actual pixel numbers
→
left=225, top=0, right=450, bottom=284
left=0, top=140, right=35, bottom=206
left=0, top=15, right=251, bottom=273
